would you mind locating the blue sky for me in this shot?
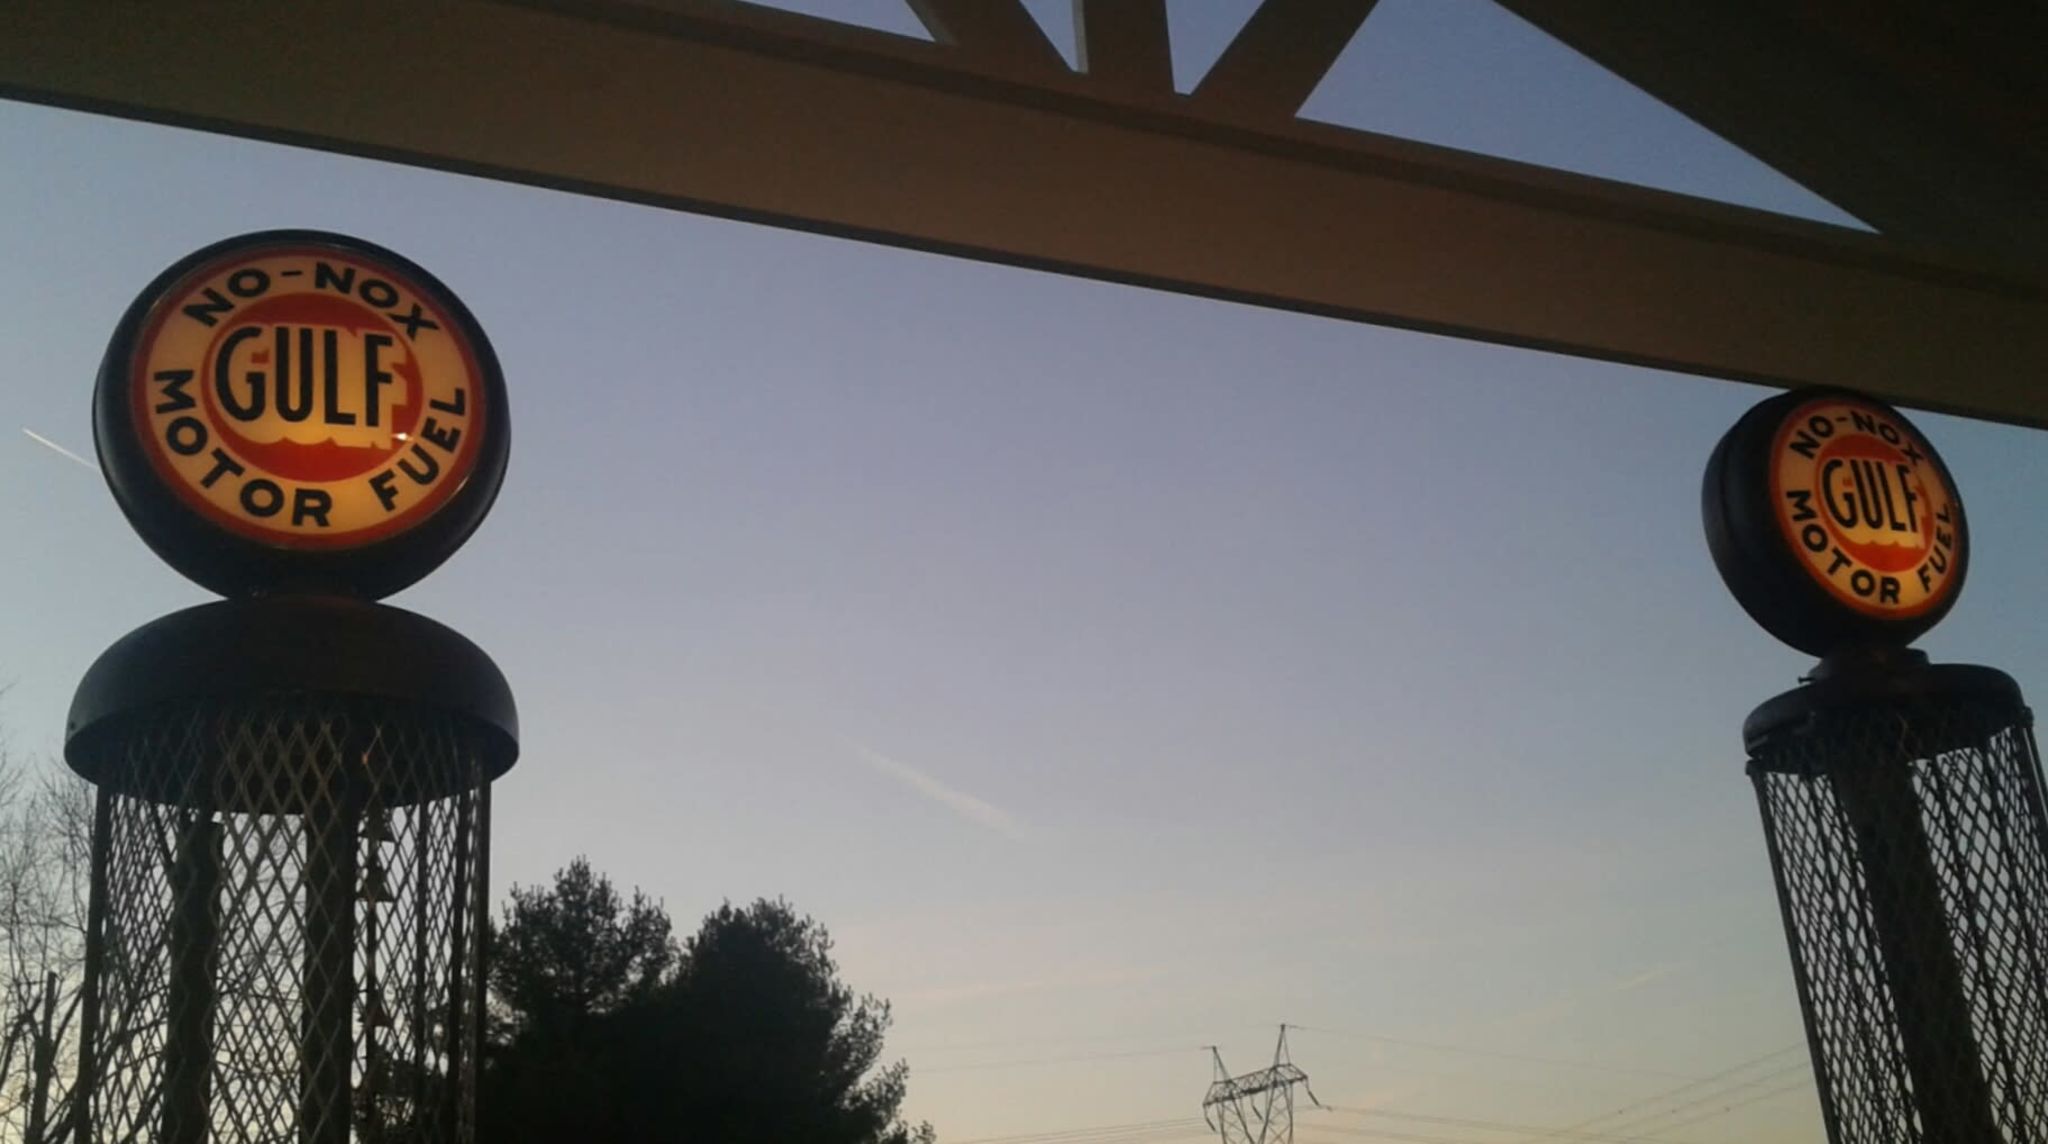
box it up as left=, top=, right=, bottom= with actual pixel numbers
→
left=3, top=3, right=2043, bottom=1141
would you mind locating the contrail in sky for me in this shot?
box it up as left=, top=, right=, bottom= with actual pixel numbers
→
left=22, top=429, right=98, bottom=473
left=856, top=745, right=1028, bottom=842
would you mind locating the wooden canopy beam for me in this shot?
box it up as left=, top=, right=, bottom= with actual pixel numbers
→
left=4, top=0, right=2045, bottom=424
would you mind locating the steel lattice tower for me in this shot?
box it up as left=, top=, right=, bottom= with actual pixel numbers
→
left=1203, top=1026, right=1321, bottom=1144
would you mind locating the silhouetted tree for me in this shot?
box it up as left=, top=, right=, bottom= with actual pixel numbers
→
left=633, top=899, right=933, bottom=1143
left=489, top=856, right=675, bottom=1036
left=481, top=861, right=931, bottom=1143
left=0, top=738, right=94, bottom=1144
left=481, top=858, right=678, bottom=1141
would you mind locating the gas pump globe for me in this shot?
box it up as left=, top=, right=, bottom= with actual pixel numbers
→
left=66, top=232, right=516, bottom=1143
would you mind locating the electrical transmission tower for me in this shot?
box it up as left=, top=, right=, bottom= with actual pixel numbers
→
left=1202, top=1025, right=1322, bottom=1144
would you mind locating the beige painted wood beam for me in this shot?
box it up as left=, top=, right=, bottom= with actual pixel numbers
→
left=4, top=0, right=2045, bottom=424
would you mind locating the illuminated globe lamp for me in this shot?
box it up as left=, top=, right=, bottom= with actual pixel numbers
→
left=1704, top=388, right=2047, bottom=1144
left=63, top=231, right=516, bottom=1143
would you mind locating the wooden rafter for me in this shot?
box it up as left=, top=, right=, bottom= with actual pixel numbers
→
left=1075, top=0, right=1174, bottom=97
left=1191, top=0, right=1380, bottom=120
left=1496, top=0, right=2048, bottom=268
left=906, top=0, right=1066, bottom=77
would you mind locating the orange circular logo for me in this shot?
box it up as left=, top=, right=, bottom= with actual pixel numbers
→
left=1769, top=396, right=1962, bottom=618
left=130, top=246, right=486, bottom=549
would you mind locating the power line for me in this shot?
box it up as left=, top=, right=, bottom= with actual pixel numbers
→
left=909, top=1022, right=1791, bottom=1091
left=924, top=1027, right=1810, bottom=1143
left=1307, top=1122, right=1578, bottom=1144
left=969, top=1131, right=1212, bottom=1144
left=1569, top=1062, right=1809, bottom=1141
left=900, top=1026, right=1269, bottom=1056
left=1302, top=1128, right=1498, bottom=1144
left=982, top=1131, right=1211, bottom=1144
left=1613, top=1077, right=1810, bottom=1137
left=1289, top=1025, right=1700, bottom=1081
left=1320, top=1104, right=1711, bottom=1143
left=953, top=1122, right=1201, bottom=1142
left=951, top=1118, right=1209, bottom=1144
left=1508, top=1044, right=1807, bottom=1143
left=937, top=1039, right=1802, bottom=1144
left=922, top=1045, right=1205, bottom=1075
left=956, top=1076, right=1811, bottom=1144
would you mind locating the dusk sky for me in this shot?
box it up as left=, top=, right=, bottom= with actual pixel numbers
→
left=6, top=3, right=2047, bottom=1142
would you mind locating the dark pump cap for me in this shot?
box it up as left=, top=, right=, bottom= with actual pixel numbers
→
left=94, top=230, right=510, bottom=600
left=66, top=597, right=519, bottom=794
left=1743, top=650, right=2023, bottom=771
left=1703, top=387, right=1968, bottom=657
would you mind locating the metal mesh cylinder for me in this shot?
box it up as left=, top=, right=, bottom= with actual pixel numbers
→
left=1748, top=660, right=2048, bottom=1143
left=74, top=695, right=491, bottom=1144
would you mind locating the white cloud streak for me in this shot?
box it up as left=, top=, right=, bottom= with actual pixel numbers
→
left=22, top=429, right=98, bottom=473
left=855, top=745, right=1028, bottom=842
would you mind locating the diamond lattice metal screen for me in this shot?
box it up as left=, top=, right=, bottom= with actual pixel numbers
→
left=73, top=695, right=491, bottom=1144
left=1749, top=667, right=2048, bottom=1144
